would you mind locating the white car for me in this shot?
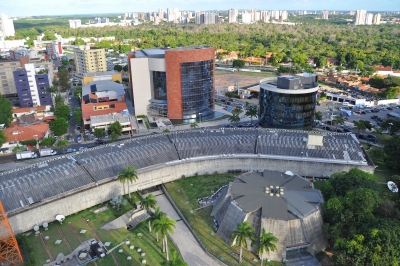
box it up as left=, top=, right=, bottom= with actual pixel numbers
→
left=66, top=148, right=76, bottom=153
left=78, top=147, right=87, bottom=151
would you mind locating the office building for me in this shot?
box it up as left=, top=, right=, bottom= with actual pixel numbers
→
left=13, top=63, right=52, bottom=107
left=373, top=13, right=381, bottom=25
left=322, top=10, right=329, bottom=20
left=0, top=14, right=15, bottom=38
left=259, top=74, right=319, bottom=130
left=128, top=46, right=215, bottom=122
left=366, top=13, right=373, bottom=25
left=228, top=9, right=238, bottom=23
left=355, top=10, right=367, bottom=25
left=74, top=45, right=107, bottom=77
left=69, top=19, right=82, bottom=28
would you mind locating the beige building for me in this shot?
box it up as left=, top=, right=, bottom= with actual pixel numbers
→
left=0, top=60, right=21, bottom=96
left=74, top=45, right=107, bottom=77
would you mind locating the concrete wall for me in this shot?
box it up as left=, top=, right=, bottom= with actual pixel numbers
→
left=130, top=57, right=151, bottom=116
left=8, top=156, right=374, bottom=234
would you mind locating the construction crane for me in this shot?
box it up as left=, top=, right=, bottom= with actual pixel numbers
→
left=0, top=200, right=23, bottom=265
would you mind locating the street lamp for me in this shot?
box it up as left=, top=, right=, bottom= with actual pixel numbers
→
left=389, top=122, right=393, bottom=135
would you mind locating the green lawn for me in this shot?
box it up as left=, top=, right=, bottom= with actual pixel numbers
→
left=362, top=144, right=399, bottom=183
left=165, top=174, right=282, bottom=266
left=23, top=193, right=182, bottom=266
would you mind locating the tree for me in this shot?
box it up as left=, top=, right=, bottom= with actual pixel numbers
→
left=257, top=229, right=278, bottom=266
left=164, top=250, right=188, bottom=266
left=113, top=65, right=123, bottom=72
left=232, top=107, right=243, bottom=115
left=54, top=105, right=71, bottom=121
left=368, top=76, right=385, bottom=89
left=93, top=128, right=105, bottom=138
left=0, top=131, right=7, bottom=148
left=231, top=221, right=255, bottom=263
left=12, top=144, right=25, bottom=153
left=56, top=139, right=69, bottom=154
left=117, top=166, right=138, bottom=199
left=45, top=85, right=59, bottom=97
left=50, top=117, right=69, bottom=136
left=0, top=94, right=12, bottom=127
left=333, top=115, right=345, bottom=132
left=122, top=65, right=129, bottom=72
left=384, top=135, right=400, bottom=171
left=153, top=215, right=176, bottom=261
left=54, top=94, right=64, bottom=108
left=110, top=132, right=119, bottom=142
left=140, top=194, right=157, bottom=232
left=73, top=108, right=82, bottom=127
left=190, top=122, right=198, bottom=129
left=314, top=56, right=327, bottom=68
left=292, top=53, right=307, bottom=66
left=40, top=137, right=56, bottom=147
left=118, top=44, right=131, bottom=54
left=245, top=105, right=258, bottom=123
left=151, top=207, right=166, bottom=242
left=315, top=111, right=322, bottom=121
left=232, top=59, right=245, bottom=69
left=354, top=120, right=366, bottom=136
left=73, top=87, right=82, bottom=101
left=109, top=121, right=123, bottom=135
left=228, top=114, right=240, bottom=124
left=57, top=67, right=71, bottom=92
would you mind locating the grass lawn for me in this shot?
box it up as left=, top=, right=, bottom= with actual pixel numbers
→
left=165, top=174, right=282, bottom=266
left=23, top=192, right=181, bottom=266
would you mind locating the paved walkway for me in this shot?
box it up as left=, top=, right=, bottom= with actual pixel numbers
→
left=143, top=190, right=219, bottom=266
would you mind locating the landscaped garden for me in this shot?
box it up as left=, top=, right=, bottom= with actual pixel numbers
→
left=18, top=192, right=182, bottom=266
left=164, top=173, right=282, bottom=266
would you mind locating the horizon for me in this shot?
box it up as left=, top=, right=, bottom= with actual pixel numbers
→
left=1, top=0, right=399, bottom=17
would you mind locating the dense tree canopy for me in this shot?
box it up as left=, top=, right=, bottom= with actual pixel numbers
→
left=0, top=94, right=12, bottom=127
left=50, top=117, right=68, bottom=136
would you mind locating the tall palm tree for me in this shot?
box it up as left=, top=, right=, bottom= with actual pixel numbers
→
left=231, top=222, right=255, bottom=263
left=140, top=194, right=157, bottom=232
left=228, top=114, right=241, bottom=124
left=257, top=229, right=278, bottom=266
left=315, top=111, right=323, bottom=121
left=232, top=107, right=243, bottom=115
left=153, top=215, right=176, bottom=261
left=333, top=115, right=345, bottom=132
left=190, top=122, right=198, bottom=129
left=245, top=105, right=258, bottom=123
left=151, top=207, right=166, bottom=242
left=117, top=166, right=138, bottom=199
left=354, top=120, right=366, bottom=136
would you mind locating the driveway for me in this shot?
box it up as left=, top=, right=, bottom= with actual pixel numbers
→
left=143, top=190, right=221, bottom=266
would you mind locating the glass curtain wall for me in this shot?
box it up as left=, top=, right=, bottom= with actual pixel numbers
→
left=181, top=60, right=214, bottom=118
left=259, top=90, right=317, bottom=130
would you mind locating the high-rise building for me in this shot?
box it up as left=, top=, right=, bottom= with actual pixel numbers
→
left=128, top=46, right=215, bottom=121
left=355, top=10, right=367, bottom=25
left=242, top=11, right=252, bottom=23
left=0, top=14, right=15, bottom=38
left=322, top=10, right=329, bottom=20
left=0, top=60, right=21, bottom=98
left=69, top=19, right=82, bottom=28
left=74, top=45, right=107, bottom=77
left=260, top=11, right=270, bottom=22
left=13, top=63, right=52, bottom=107
left=158, top=8, right=163, bottom=20
left=195, top=11, right=204, bottom=24
left=204, top=12, right=218, bottom=24
left=228, top=8, right=238, bottom=23
left=46, top=41, right=63, bottom=59
left=281, top=11, right=288, bottom=21
left=373, top=13, right=381, bottom=25
left=365, top=13, right=373, bottom=25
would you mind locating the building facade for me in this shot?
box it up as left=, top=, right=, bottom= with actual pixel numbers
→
left=259, top=74, right=318, bottom=130
left=69, top=20, right=82, bottom=28
left=0, top=14, right=15, bottom=38
left=322, top=10, right=329, bottom=20
left=129, top=46, right=215, bottom=121
left=13, top=64, right=52, bottom=107
left=46, top=41, right=63, bottom=59
left=228, top=9, right=238, bottom=23
left=355, top=10, right=367, bottom=25
left=74, top=45, right=107, bottom=77
left=0, top=60, right=21, bottom=98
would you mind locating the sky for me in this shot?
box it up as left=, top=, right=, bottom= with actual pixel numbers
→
left=1, top=0, right=399, bottom=17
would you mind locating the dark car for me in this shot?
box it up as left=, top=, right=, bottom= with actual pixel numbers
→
left=371, top=115, right=378, bottom=119
left=358, top=134, right=367, bottom=140
left=95, top=140, right=105, bottom=145
left=343, top=128, right=352, bottom=133
left=325, top=126, right=332, bottom=131
left=336, top=128, right=344, bottom=133
left=226, top=102, right=231, bottom=105
left=387, top=107, right=393, bottom=110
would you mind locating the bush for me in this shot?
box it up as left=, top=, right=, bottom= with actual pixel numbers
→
left=16, top=234, right=36, bottom=266
left=20, top=139, right=37, bottom=146
left=40, top=137, right=56, bottom=147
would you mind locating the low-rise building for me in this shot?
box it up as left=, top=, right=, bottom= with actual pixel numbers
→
left=1, top=122, right=49, bottom=152
left=372, top=65, right=393, bottom=76
left=82, top=71, right=122, bottom=86
left=90, top=111, right=132, bottom=133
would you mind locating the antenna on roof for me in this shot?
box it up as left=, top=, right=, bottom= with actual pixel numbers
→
left=387, top=181, right=398, bottom=193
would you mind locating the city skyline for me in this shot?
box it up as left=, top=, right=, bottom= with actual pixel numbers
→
left=1, top=0, right=399, bottom=17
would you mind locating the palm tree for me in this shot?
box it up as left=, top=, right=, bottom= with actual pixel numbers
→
left=332, top=115, right=345, bottom=132
left=190, top=122, right=198, bottom=129
left=117, top=166, right=138, bottom=200
left=56, top=139, right=69, bottom=154
left=231, top=222, right=255, bottom=263
left=245, top=105, right=258, bottom=123
left=164, top=250, right=188, bottom=266
left=232, top=107, right=243, bottom=115
left=153, top=215, right=176, bottom=261
left=151, top=207, right=166, bottom=242
left=257, top=229, right=278, bottom=266
left=140, top=194, right=157, bottom=232
left=354, top=120, right=366, bottom=136
left=228, top=114, right=241, bottom=124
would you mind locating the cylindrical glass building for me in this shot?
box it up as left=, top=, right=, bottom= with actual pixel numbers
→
left=259, top=74, right=318, bottom=130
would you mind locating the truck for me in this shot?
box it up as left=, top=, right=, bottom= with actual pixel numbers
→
left=16, top=151, right=37, bottom=160
left=39, top=148, right=57, bottom=157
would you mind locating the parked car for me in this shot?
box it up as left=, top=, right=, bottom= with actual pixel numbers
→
left=78, top=147, right=87, bottom=151
left=66, top=148, right=76, bottom=153
left=95, top=140, right=105, bottom=145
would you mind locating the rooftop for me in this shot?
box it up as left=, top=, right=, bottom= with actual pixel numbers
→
left=135, top=46, right=213, bottom=58
left=82, top=71, right=119, bottom=77
left=3, top=122, right=49, bottom=142
left=82, top=80, right=125, bottom=98
left=90, top=112, right=130, bottom=126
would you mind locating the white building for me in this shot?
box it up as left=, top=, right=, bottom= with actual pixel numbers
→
left=281, top=11, right=288, bottom=21
left=204, top=12, right=218, bottom=24
left=0, top=14, right=15, bottom=38
left=355, top=10, right=367, bottom=25
left=322, top=10, right=329, bottom=20
left=260, top=11, right=270, bottom=22
left=241, top=11, right=252, bottom=23
left=365, top=13, right=373, bottom=25
left=69, top=19, right=82, bottom=28
left=228, top=8, right=238, bottom=23
left=373, top=13, right=381, bottom=25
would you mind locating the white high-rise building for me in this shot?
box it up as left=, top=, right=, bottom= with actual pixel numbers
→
left=0, top=14, right=15, bottom=38
left=281, top=11, right=288, bottom=21
left=228, top=8, right=238, bottom=23
left=241, top=11, right=252, bottom=24
left=195, top=11, right=204, bottom=24
left=158, top=8, right=163, bottom=20
left=355, top=10, right=367, bottom=25
left=373, top=13, right=381, bottom=25
left=322, top=10, right=329, bottom=20
left=204, top=12, right=218, bottom=24
left=260, top=11, right=270, bottom=22
left=255, top=12, right=261, bottom=21
left=69, top=19, right=82, bottom=28
left=365, top=13, right=373, bottom=25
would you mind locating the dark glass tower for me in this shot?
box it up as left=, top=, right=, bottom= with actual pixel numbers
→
left=259, top=74, right=318, bottom=130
